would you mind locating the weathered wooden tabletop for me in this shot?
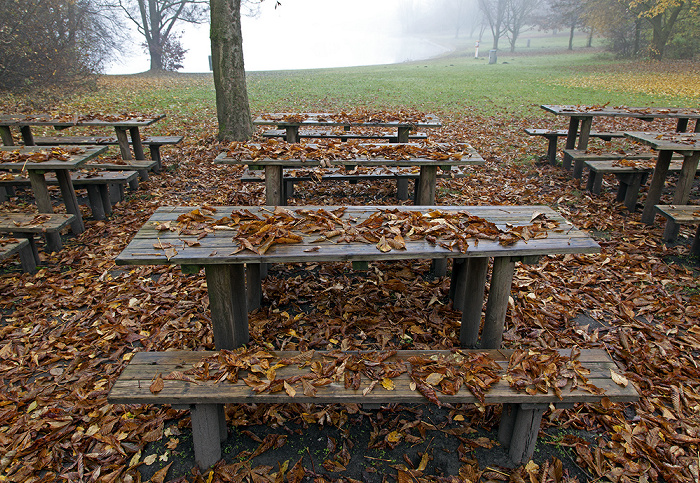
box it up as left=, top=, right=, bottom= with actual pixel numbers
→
left=253, top=113, right=442, bottom=128
left=116, top=205, right=599, bottom=266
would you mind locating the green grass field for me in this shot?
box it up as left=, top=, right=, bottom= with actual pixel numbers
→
left=4, top=47, right=696, bottom=138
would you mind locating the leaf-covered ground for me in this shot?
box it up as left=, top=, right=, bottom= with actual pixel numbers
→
left=1, top=79, right=699, bottom=483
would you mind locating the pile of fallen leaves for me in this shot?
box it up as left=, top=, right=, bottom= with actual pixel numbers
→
left=2, top=95, right=700, bottom=483
left=0, top=146, right=85, bottom=163
left=504, top=348, right=603, bottom=399
left=224, top=140, right=470, bottom=162
left=156, top=206, right=559, bottom=256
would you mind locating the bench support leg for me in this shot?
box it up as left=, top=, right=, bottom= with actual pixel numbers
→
left=562, top=118, right=580, bottom=171
left=28, top=171, right=69, bottom=249
left=205, top=264, right=249, bottom=350
left=149, top=146, right=163, bottom=173
left=416, top=166, right=437, bottom=205
left=641, top=150, right=673, bottom=224
left=498, top=403, right=547, bottom=465
left=265, top=166, right=283, bottom=206
left=396, top=178, right=409, bottom=200
left=55, top=170, right=85, bottom=234
left=18, top=241, right=37, bottom=273
left=459, top=257, right=489, bottom=348
left=86, top=185, right=106, bottom=220
left=190, top=403, right=226, bottom=469
left=397, top=127, right=410, bottom=143
left=691, top=225, right=700, bottom=257
left=620, top=173, right=644, bottom=211
left=0, top=126, right=14, bottom=145
left=663, top=152, right=700, bottom=241
left=246, top=263, right=262, bottom=311
left=546, top=136, right=558, bottom=166
left=115, top=128, right=133, bottom=160
left=480, top=257, right=515, bottom=349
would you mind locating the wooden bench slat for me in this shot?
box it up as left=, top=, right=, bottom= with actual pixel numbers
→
left=32, top=135, right=183, bottom=146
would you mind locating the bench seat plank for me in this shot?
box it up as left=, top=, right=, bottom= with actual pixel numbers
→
left=261, top=129, right=429, bottom=142
left=0, top=212, right=75, bottom=254
left=0, top=237, right=35, bottom=272
left=109, top=348, right=638, bottom=469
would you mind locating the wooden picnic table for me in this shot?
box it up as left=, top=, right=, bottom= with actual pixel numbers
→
left=116, top=205, right=600, bottom=351
left=214, top=143, right=485, bottom=206
left=0, top=146, right=107, bottom=236
left=540, top=105, right=700, bottom=170
left=0, top=113, right=165, bottom=161
left=624, top=132, right=700, bottom=236
left=253, top=113, right=442, bottom=143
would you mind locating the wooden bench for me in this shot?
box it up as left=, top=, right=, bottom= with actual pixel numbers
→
left=32, top=135, right=183, bottom=171
left=85, top=160, right=158, bottom=185
left=240, top=166, right=470, bottom=203
left=0, top=171, right=138, bottom=220
left=109, top=348, right=638, bottom=470
left=0, top=237, right=36, bottom=273
left=0, top=212, right=75, bottom=255
left=525, top=129, right=626, bottom=166
left=261, top=129, right=429, bottom=143
left=655, top=205, right=700, bottom=254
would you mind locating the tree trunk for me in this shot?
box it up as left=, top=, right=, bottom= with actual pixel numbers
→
left=210, top=0, right=253, bottom=141
left=634, top=18, right=641, bottom=56
left=648, top=6, right=683, bottom=61
left=568, top=24, right=575, bottom=50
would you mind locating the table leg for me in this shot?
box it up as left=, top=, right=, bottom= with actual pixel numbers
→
left=246, top=263, right=262, bottom=311
left=416, top=166, right=437, bottom=205
left=129, top=127, right=146, bottom=160
left=86, top=185, right=106, bottom=220
left=55, top=170, right=85, bottom=233
left=204, top=264, right=249, bottom=350
left=265, top=165, right=284, bottom=206
left=676, top=118, right=689, bottom=132
left=641, top=150, right=674, bottom=225
left=576, top=117, right=592, bottom=151
left=622, top=173, right=644, bottom=212
left=114, top=127, right=133, bottom=160
left=397, top=127, right=410, bottom=143
left=459, top=257, right=489, bottom=348
left=27, top=171, right=63, bottom=249
left=285, top=126, right=299, bottom=143
left=0, top=126, right=14, bottom=145
left=562, top=117, right=580, bottom=170
left=20, top=126, right=35, bottom=146
left=662, top=152, right=700, bottom=241
left=480, top=257, right=516, bottom=349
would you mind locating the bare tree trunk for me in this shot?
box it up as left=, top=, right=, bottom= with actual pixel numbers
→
left=568, top=23, right=574, bottom=50
left=211, top=0, right=252, bottom=141
left=148, top=0, right=162, bottom=70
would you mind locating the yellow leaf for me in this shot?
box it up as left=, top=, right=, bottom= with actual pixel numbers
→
left=381, top=377, right=395, bottom=390
left=284, top=381, right=296, bottom=397
left=376, top=236, right=391, bottom=252
left=386, top=430, right=402, bottom=443
left=610, top=370, right=628, bottom=387
left=417, top=452, right=430, bottom=471
left=425, top=372, right=444, bottom=386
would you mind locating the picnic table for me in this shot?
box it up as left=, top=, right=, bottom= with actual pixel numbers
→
left=540, top=105, right=700, bottom=169
left=116, top=204, right=600, bottom=351
left=624, top=132, right=700, bottom=235
left=214, top=143, right=485, bottom=205
left=0, top=146, right=107, bottom=236
left=0, top=113, right=165, bottom=161
left=253, top=112, right=442, bottom=143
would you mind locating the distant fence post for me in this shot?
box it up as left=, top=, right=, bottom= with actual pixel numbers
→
left=489, top=49, right=497, bottom=64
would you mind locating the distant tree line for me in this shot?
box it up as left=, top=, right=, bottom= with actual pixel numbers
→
left=476, top=0, right=699, bottom=60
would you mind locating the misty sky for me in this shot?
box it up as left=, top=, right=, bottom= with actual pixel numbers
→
left=106, top=0, right=453, bottom=74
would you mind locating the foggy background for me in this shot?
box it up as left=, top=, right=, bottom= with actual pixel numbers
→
left=106, top=0, right=481, bottom=74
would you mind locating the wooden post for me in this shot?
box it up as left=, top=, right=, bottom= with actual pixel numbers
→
left=546, top=135, right=558, bottom=166
left=663, top=152, right=700, bottom=241
left=480, top=257, right=515, bottom=349
left=129, top=127, right=146, bottom=160
left=459, top=257, right=489, bottom=348
left=396, top=178, right=409, bottom=200
left=204, top=264, right=249, bottom=350
left=0, top=126, right=14, bottom=145
left=27, top=170, right=65, bottom=251
left=508, top=404, right=547, bottom=465
left=265, top=166, right=283, bottom=206
left=676, top=118, right=689, bottom=132
left=246, top=263, right=262, bottom=311
left=622, top=173, right=644, bottom=211
left=86, top=185, right=106, bottom=220
left=54, top=170, right=85, bottom=233
left=416, top=166, right=437, bottom=205
left=114, top=127, right=133, bottom=160
left=397, top=127, right=410, bottom=143
left=449, top=258, right=466, bottom=309
left=497, top=403, right=518, bottom=447
left=641, top=150, right=673, bottom=224
left=190, top=404, right=225, bottom=469
left=149, top=145, right=163, bottom=172
left=19, top=126, right=35, bottom=146
left=576, top=117, right=593, bottom=151
left=285, top=126, right=299, bottom=143
left=691, top=225, right=700, bottom=257
left=562, top=117, right=580, bottom=171
left=18, top=240, right=37, bottom=273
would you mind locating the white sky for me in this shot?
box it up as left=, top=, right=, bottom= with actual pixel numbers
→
left=106, top=0, right=451, bottom=74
